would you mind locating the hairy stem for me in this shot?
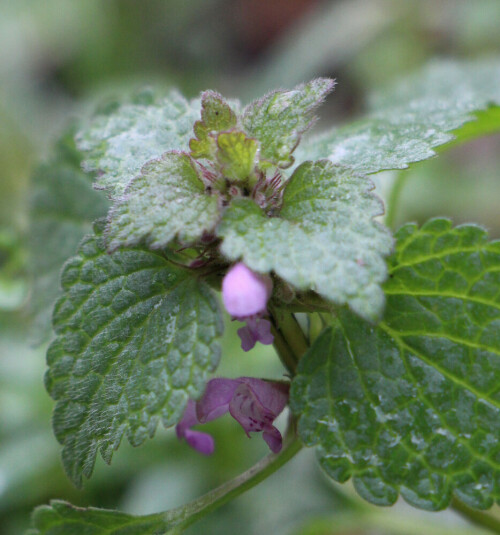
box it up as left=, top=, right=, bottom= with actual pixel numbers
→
left=269, top=307, right=309, bottom=374
left=163, top=430, right=303, bottom=532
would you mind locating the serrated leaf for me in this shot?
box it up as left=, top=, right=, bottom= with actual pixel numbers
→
left=291, top=218, right=500, bottom=510
left=189, top=90, right=237, bottom=160
left=27, top=500, right=175, bottom=535
left=29, top=131, right=110, bottom=339
left=242, top=78, right=335, bottom=168
left=46, top=221, right=222, bottom=487
left=77, top=89, right=201, bottom=196
left=106, top=152, right=220, bottom=251
left=216, top=131, right=258, bottom=182
left=297, top=59, right=500, bottom=174
left=217, top=160, right=393, bottom=321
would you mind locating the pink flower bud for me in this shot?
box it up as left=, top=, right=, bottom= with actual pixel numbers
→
left=222, top=263, right=272, bottom=319
left=221, top=263, right=274, bottom=351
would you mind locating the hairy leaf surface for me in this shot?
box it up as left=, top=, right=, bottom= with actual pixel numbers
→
left=297, top=59, right=500, bottom=174
left=77, top=89, right=200, bottom=196
left=217, top=160, right=392, bottom=321
left=242, top=78, right=335, bottom=168
left=46, top=221, right=222, bottom=486
left=291, top=219, right=500, bottom=510
left=189, top=90, right=237, bottom=160
left=106, top=152, right=220, bottom=251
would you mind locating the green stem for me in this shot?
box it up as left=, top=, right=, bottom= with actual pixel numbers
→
left=269, top=307, right=309, bottom=374
left=385, top=171, right=409, bottom=229
left=451, top=497, right=500, bottom=534
left=164, top=432, right=303, bottom=531
left=270, top=320, right=298, bottom=375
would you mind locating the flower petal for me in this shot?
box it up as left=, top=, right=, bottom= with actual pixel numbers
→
left=255, top=318, right=274, bottom=345
left=176, top=400, right=216, bottom=455
left=237, top=324, right=258, bottom=351
left=176, top=400, right=199, bottom=439
left=184, top=429, right=215, bottom=455
left=237, top=318, right=274, bottom=352
left=262, top=426, right=283, bottom=453
left=229, top=383, right=272, bottom=436
left=239, top=377, right=289, bottom=417
left=196, top=378, right=239, bottom=422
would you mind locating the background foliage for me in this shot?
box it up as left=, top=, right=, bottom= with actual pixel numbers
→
left=1, top=1, right=500, bottom=533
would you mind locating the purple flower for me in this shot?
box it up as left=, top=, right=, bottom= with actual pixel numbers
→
left=176, top=377, right=289, bottom=454
left=237, top=317, right=274, bottom=352
left=222, top=262, right=274, bottom=351
left=175, top=400, right=214, bottom=455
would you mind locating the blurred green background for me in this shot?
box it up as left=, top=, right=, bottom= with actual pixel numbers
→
left=1, top=1, right=500, bottom=533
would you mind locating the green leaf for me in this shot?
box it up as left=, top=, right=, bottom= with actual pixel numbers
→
left=217, top=160, right=393, bottom=321
left=189, top=90, right=237, bottom=160
left=29, top=131, right=110, bottom=339
left=106, top=152, right=220, bottom=251
left=242, top=78, right=335, bottom=168
left=27, top=500, right=174, bottom=535
left=216, top=131, right=259, bottom=182
left=297, top=59, right=500, bottom=174
left=76, top=89, right=201, bottom=196
left=291, top=218, right=500, bottom=510
left=46, top=221, right=222, bottom=487
left=449, top=106, right=500, bottom=147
